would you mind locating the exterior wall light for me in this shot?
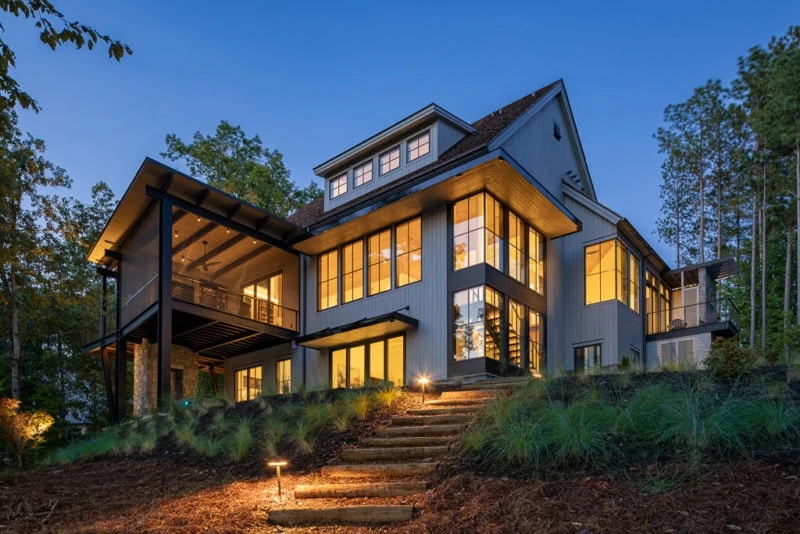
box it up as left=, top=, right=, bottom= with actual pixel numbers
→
left=268, top=460, right=288, bottom=497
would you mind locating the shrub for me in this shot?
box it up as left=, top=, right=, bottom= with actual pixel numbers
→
left=705, top=338, right=756, bottom=378
left=0, top=398, right=55, bottom=468
left=228, top=419, right=255, bottom=461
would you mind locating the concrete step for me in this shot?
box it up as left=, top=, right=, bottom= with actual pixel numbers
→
left=361, top=436, right=454, bottom=447
left=391, top=414, right=472, bottom=426
left=268, top=505, right=414, bottom=525
left=321, top=462, right=437, bottom=478
left=294, top=481, right=427, bottom=499
left=406, top=406, right=478, bottom=416
left=375, top=423, right=466, bottom=437
left=340, top=445, right=449, bottom=462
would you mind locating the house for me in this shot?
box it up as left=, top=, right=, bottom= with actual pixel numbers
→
left=82, top=80, right=739, bottom=421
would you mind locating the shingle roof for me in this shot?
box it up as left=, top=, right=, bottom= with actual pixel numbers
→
left=288, top=80, right=561, bottom=229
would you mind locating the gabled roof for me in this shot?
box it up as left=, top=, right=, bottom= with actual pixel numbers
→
left=292, top=80, right=564, bottom=230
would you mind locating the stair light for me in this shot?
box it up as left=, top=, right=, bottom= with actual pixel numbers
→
left=268, top=460, right=288, bottom=497
left=418, top=376, right=429, bottom=404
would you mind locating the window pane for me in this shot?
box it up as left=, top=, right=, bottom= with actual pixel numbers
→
left=369, top=341, right=385, bottom=385
left=276, top=359, right=291, bottom=394
left=387, top=336, right=404, bottom=387
left=349, top=345, right=365, bottom=388
left=332, top=349, right=347, bottom=389
left=342, top=241, right=363, bottom=303
left=396, top=218, right=421, bottom=287
left=368, top=230, right=391, bottom=295
left=318, top=250, right=338, bottom=309
left=586, top=274, right=600, bottom=305
left=600, top=271, right=615, bottom=302
left=529, top=310, right=544, bottom=375
left=508, top=300, right=523, bottom=367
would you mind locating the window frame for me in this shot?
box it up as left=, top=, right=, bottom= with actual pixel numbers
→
left=395, top=217, right=422, bottom=288
left=330, top=335, right=406, bottom=389
left=379, top=146, right=401, bottom=175
left=341, top=239, right=364, bottom=304
left=406, top=130, right=431, bottom=162
left=329, top=173, right=348, bottom=199
left=367, top=228, right=392, bottom=296
left=452, top=192, right=504, bottom=272
left=234, top=365, right=262, bottom=402
left=353, top=159, right=373, bottom=188
left=574, top=344, right=602, bottom=374
left=275, top=358, right=291, bottom=395
left=318, top=249, right=339, bottom=311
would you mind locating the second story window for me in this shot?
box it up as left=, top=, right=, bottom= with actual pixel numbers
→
left=528, top=227, right=544, bottom=294
left=508, top=212, right=525, bottom=284
left=341, top=240, right=364, bottom=303
left=407, top=131, right=430, bottom=161
left=379, top=147, right=400, bottom=175
left=396, top=217, right=422, bottom=287
left=330, top=174, right=347, bottom=199
left=354, top=160, right=373, bottom=187
left=318, top=249, right=338, bottom=310
left=453, top=192, right=503, bottom=272
left=368, top=229, right=392, bottom=295
left=584, top=238, right=637, bottom=312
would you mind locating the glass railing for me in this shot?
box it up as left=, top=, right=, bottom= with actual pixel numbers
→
left=646, top=298, right=739, bottom=335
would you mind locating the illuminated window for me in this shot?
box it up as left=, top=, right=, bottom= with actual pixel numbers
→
left=368, top=229, right=391, bottom=295
left=330, top=174, right=347, bottom=199
left=379, top=147, right=400, bottom=175
left=332, top=336, right=404, bottom=389
left=396, top=218, right=422, bottom=287
left=407, top=131, right=430, bottom=161
left=508, top=300, right=524, bottom=367
left=575, top=344, right=601, bottom=374
left=646, top=271, right=660, bottom=334
left=529, top=309, right=544, bottom=375
left=453, top=285, right=502, bottom=361
left=318, top=249, right=338, bottom=310
left=341, top=240, right=364, bottom=303
left=509, top=212, right=525, bottom=284
left=235, top=365, right=262, bottom=402
left=453, top=193, right=503, bottom=271
left=660, top=283, right=671, bottom=332
left=528, top=227, right=544, bottom=294
left=276, top=359, right=291, bottom=394
left=354, top=160, right=373, bottom=187
left=242, top=272, right=283, bottom=326
left=585, top=239, right=632, bottom=308
left=629, top=254, right=640, bottom=313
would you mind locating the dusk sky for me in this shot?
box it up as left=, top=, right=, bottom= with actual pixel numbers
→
left=5, top=1, right=800, bottom=263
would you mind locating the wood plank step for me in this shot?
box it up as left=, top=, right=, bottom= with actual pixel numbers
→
left=321, top=462, right=437, bottom=478
left=340, top=445, right=449, bottom=462
left=268, top=505, right=414, bottom=525
left=294, top=481, right=427, bottom=499
left=361, top=436, right=453, bottom=447
left=423, top=398, right=488, bottom=407
left=406, top=406, right=477, bottom=416
left=375, top=424, right=465, bottom=437
left=440, top=389, right=504, bottom=399
left=391, top=414, right=472, bottom=425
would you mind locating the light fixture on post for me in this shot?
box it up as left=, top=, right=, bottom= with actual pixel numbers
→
left=268, top=460, right=288, bottom=497
left=418, top=376, right=429, bottom=404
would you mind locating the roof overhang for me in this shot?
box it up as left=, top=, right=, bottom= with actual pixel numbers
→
left=663, top=258, right=740, bottom=288
left=295, top=150, right=581, bottom=255
left=296, top=311, right=418, bottom=350
left=88, top=158, right=311, bottom=266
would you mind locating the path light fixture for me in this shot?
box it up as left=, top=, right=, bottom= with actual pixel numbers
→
left=268, top=460, right=288, bottom=497
left=418, top=376, right=429, bottom=404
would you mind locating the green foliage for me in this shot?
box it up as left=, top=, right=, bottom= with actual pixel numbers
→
left=705, top=338, right=757, bottom=378
left=0, top=397, right=54, bottom=467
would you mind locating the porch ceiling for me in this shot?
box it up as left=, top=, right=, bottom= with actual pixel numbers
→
left=293, top=157, right=581, bottom=255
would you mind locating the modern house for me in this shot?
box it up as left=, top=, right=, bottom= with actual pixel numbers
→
left=82, top=80, right=739, bottom=421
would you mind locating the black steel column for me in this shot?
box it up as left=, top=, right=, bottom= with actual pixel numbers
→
left=113, top=254, right=126, bottom=422
left=99, top=273, right=115, bottom=419
left=157, top=198, right=173, bottom=410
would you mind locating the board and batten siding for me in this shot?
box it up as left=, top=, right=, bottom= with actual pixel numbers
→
left=224, top=342, right=294, bottom=397
left=645, top=332, right=713, bottom=370
left=304, top=206, right=449, bottom=388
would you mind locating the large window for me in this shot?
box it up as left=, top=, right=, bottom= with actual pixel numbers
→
left=276, top=359, right=291, bottom=394
left=235, top=365, right=262, bottom=402
left=509, top=212, right=525, bottom=284
left=318, top=249, right=338, bottom=310
left=368, top=229, right=392, bottom=295
left=341, top=240, right=364, bottom=303
left=453, top=193, right=503, bottom=271
left=453, top=285, right=502, bottom=361
left=584, top=238, right=637, bottom=312
left=332, top=336, right=404, bottom=389
left=354, top=160, right=373, bottom=187
left=528, top=227, right=544, bottom=294
left=330, top=174, right=347, bottom=199
left=508, top=300, right=524, bottom=367
left=575, top=344, right=601, bottom=374
left=396, top=217, right=422, bottom=287
left=379, top=147, right=400, bottom=175
left=242, top=272, right=283, bottom=326
left=529, top=309, right=544, bottom=375
left=407, top=131, right=430, bottom=161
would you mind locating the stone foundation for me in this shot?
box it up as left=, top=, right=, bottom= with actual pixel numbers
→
left=133, top=341, right=199, bottom=416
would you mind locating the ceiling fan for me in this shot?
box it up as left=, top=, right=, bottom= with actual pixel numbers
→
left=193, top=240, right=222, bottom=272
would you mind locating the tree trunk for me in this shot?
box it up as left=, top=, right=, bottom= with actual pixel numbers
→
left=750, top=192, right=757, bottom=349
left=761, top=172, right=767, bottom=350
left=785, top=230, right=792, bottom=360
left=58, top=333, right=67, bottom=423
left=699, top=167, right=705, bottom=264
left=10, top=271, right=21, bottom=400
left=796, top=144, right=799, bottom=328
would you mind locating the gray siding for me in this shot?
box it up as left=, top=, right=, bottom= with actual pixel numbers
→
left=225, top=342, right=294, bottom=398
left=500, top=96, right=585, bottom=201
left=645, top=332, right=712, bottom=370
left=304, top=207, right=449, bottom=388
left=437, top=121, right=466, bottom=155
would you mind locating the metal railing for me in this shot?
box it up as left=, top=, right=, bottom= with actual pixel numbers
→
left=646, top=298, right=739, bottom=335
left=171, top=273, right=298, bottom=331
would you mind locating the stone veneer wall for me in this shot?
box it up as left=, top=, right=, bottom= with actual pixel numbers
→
left=133, top=341, right=199, bottom=417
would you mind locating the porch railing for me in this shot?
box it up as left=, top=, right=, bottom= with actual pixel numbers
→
left=171, top=273, right=298, bottom=332
left=646, top=298, right=739, bottom=335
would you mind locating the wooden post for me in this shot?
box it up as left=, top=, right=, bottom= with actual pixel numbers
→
left=157, top=198, right=174, bottom=410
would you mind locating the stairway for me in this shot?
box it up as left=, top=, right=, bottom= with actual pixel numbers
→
left=267, top=381, right=522, bottom=527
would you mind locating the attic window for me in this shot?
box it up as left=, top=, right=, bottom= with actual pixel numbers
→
left=330, top=174, right=347, bottom=199
left=379, top=147, right=400, bottom=175
left=553, top=121, right=562, bottom=141
left=407, top=131, right=430, bottom=161
left=354, top=160, right=373, bottom=187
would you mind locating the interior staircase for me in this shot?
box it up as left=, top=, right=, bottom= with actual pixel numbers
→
left=267, top=377, right=527, bottom=527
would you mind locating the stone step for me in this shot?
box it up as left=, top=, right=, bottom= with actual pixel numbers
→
left=460, top=380, right=529, bottom=390
left=440, top=389, right=504, bottom=400
left=294, top=481, right=427, bottom=499
left=340, top=445, right=449, bottom=462
left=423, top=398, right=488, bottom=407
left=321, top=462, right=437, bottom=478
left=361, top=436, right=454, bottom=447
left=406, top=406, right=477, bottom=416
left=268, top=505, right=414, bottom=525
left=375, top=423, right=466, bottom=437
left=391, top=414, right=472, bottom=426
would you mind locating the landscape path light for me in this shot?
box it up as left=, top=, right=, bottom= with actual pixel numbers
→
left=418, top=376, right=429, bottom=404
left=268, top=460, right=288, bottom=497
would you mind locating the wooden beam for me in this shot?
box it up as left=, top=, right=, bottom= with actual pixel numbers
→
left=195, top=188, right=211, bottom=207
left=227, top=203, right=242, bottom=219
left=197, top=331, right=263, bottom=354
left=157, top=198, right=174, bottom=410
left=211, top=243, right=271, bottom=280
left=173, top=222, right=217, bottom=256
left=185, top=234, right=247, bottom=272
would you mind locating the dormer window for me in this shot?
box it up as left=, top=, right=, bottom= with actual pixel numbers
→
left=407, top=131, right=430, bottom=161
left=330, top=174, right=347, bottom=199
left=379, top=147, right=400, bottom=175
left=354, top=160, right=373, bottom=187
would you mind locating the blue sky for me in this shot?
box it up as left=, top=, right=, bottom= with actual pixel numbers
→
left=4, top=1, right=800, bottom=263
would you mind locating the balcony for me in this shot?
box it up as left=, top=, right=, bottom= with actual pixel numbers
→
left=647, top=298, right=739, bottom=337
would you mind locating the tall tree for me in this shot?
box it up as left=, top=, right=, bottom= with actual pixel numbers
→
left=0, top=0, right=132, bottom=111
left=162, top=121, right=322, bottom=217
